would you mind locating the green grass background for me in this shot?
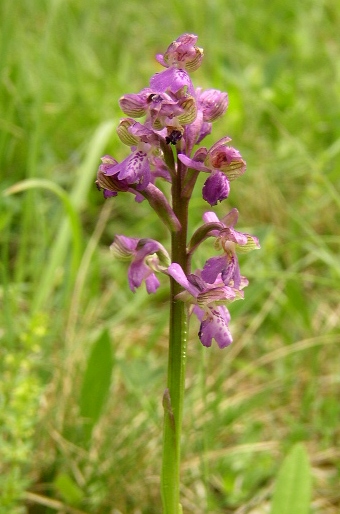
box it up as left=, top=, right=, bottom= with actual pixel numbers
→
left=1, top=0, right=339, bottom=512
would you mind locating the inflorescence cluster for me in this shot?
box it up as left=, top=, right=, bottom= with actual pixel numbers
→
left=96, top=34, right=260, bottom=348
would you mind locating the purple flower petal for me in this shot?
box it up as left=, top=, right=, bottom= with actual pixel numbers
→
left=201, top=253, right=241, bottom=289
left=196, top=121, right=212, bottom=145
left=167, top=263, right=199, bottom=297
left=145, top=274, right=160, bottom=294
left=201, top=256, right=227, bottom=284
left=119, top=89, right=152, bottom=117
left=202, top=211, right=220, bottom=224
left=110, top=235, right=138, bottom=257
left=107, top=150, right=151, bottom=190
left=221, top=254, right=241, bottom=289
left=178, top=153, right=210, bottom=172
left=208, top=144, right=246, bottom=180
left=150, top=67, right=195, bottom=96
left=202, top=171, right=230, bottom=205
left=197, top=88, right=229, bottom=122
left=196, top=284, right=240, bottom=306
left=221, top=208, right=239, bottom=228
left=220, top=227, right=248, bottom=246
left=103, top=189, right=117, bottom=198
left=198, top=306, right=233, bottom=348
left=183, top=110, right=204, bottom=153
left=128, top=260, right=151, bottom=292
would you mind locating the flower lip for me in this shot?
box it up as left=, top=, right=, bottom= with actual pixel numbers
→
left=202, top=170, right=230, bottom=206
left=197, top=306, right=233, bottom=348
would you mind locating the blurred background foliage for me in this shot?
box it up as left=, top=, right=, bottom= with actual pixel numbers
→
left=0, top=0, right=339, bottom=512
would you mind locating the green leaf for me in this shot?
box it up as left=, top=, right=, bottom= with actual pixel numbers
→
left=79, top=330, right=114, bottom=440
left=270, top=443, right=312, bottom=514
left=54, top=473, right=83, bottom=505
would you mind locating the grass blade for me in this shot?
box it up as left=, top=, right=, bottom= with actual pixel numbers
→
left=79, top=329, right=114, bottom=442
left=270, top=443, right=312, bottom=514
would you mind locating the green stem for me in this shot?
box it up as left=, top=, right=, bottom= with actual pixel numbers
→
left=161, top=156, right=189, bottom=514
